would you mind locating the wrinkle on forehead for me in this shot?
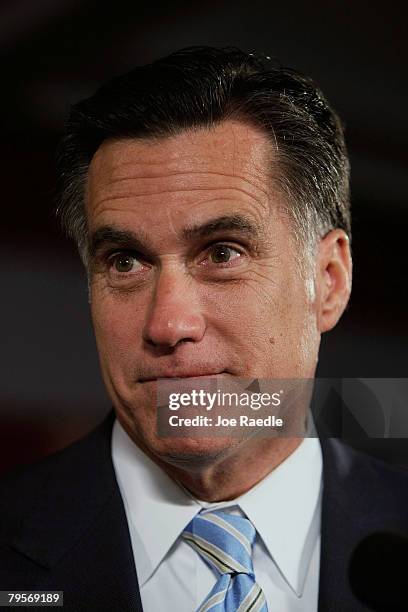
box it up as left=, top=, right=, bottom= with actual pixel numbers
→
left=88, top=120, right=274, bottom=188
left=86, top=120, right=285, bottom=233
left=90, top=185, right=269, bottom=221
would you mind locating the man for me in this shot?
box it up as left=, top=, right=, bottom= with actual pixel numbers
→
left=1, top=47, right=407, bottom=611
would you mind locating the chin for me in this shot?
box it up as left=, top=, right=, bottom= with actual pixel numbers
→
left=147, top=435, right=240, bottom=470
left=115, top=399, right=243, bottom=469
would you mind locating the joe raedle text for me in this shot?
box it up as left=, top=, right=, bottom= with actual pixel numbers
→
left=168, top=414, right=284, bottom=428
left=157, top=385, right=288, bottom=435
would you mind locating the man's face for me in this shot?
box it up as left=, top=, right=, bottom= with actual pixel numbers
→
left=86, top=120, right=322, bottom=464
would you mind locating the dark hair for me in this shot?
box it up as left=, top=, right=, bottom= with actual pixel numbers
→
left=56, top=46, right=351, bottom=263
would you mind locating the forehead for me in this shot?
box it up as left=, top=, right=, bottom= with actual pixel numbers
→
left=89, top=119, right=273, bottom=183
left=86, top=119, right=284, bottom=235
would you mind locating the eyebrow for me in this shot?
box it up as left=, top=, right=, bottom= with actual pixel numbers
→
left=89, top=227, right=150, bottom=258
left=182, top=215, right=260, bottom=241
left=89, top=214, right=260, bottom=257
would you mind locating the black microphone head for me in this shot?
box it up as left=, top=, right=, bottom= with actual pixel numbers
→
left=349, top=531, right=408, bottom=611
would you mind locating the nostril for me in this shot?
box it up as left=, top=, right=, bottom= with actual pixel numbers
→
left=143, top=306, right=206, bottom=348
left=144, top=332, right=200, bottom=351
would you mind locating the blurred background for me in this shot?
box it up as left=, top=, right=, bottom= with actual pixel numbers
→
left=1, top=0, right=407, bottom=473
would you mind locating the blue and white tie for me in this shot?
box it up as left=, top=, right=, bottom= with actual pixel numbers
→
left=182, top=510, right=268, bottom=612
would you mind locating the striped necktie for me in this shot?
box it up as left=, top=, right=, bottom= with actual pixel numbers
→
left=182, top=510, right=268, bottom=612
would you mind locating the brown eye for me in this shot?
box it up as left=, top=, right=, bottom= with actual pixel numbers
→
left=209, top=245, right=240, bottom=264
left=112, top=254, right=138, bottom=273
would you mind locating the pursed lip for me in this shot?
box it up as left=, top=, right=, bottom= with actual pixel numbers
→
left=139, top=371, right=229, bottom=382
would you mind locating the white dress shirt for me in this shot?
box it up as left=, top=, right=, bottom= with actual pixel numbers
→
left=111, top=419, right=322, bottom=612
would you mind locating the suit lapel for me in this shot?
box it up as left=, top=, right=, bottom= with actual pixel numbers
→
left=318, top=438, right=367, bottom=611
left=11, top=411, right=143, bottom=611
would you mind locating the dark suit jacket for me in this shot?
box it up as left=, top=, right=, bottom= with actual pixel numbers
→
left=1, top=410, right=408, bottom=611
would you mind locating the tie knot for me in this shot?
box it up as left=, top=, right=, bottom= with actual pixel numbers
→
left=182, top=510, right=256, bottom=576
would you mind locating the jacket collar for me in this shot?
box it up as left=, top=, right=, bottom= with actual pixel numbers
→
left=11, top=411, right=143, bottom=611
left=12, top=411, right=118, bottom=568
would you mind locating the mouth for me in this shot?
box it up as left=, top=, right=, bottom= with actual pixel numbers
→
left=139, top=371, right=229, bottom=383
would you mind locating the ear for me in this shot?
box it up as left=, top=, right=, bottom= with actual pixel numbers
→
left=316, top=229, right=352, bottom=333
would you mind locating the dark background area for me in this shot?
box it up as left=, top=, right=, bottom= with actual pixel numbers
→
left=1, top=0, right=407, bottom=473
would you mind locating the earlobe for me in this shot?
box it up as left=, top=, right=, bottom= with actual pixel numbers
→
left=317, top=229, right=352, bottom=333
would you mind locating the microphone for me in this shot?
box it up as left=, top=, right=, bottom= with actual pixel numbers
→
left=349, top=532, right=408, bottom=610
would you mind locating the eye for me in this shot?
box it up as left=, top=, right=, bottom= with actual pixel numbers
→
left=109, top=252, right=143, bottom=274
left=208, top=244, right=242, bottom=265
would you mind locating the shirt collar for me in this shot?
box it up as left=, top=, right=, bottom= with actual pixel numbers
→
left=111, top=419, right=322, bottom=594
left=111, top=419, right=201, bottom=585
left=231, top=436, right=322, bottom=595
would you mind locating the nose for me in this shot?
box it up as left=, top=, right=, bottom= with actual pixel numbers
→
left=143, top=270, right=206, bottom=349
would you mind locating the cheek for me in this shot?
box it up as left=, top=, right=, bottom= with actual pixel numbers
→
left=280, top=290, right=320, bottom=374
left=234, top=275, right=319, bottom=374
left=90, top=291, right=144, bottom=366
